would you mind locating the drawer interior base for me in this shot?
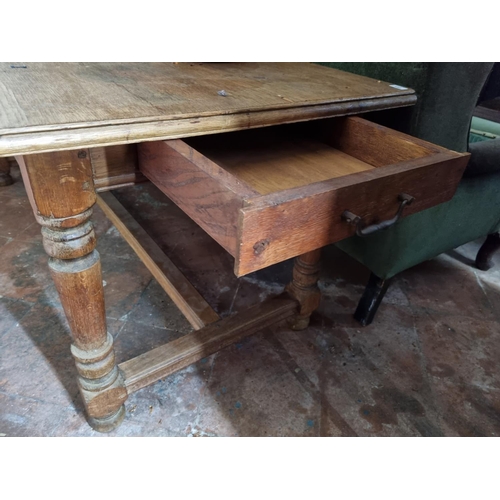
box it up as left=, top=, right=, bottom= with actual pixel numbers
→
left=188, top=137, right=374, bottom=195
left=185, top=118, right=437, bottom=196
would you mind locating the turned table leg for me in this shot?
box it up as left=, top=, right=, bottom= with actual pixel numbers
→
left=285, top=249, right=322, bottom=330
left=0, top=157, right=13, bottom=187
left=18, top=150, right=127, bottom=432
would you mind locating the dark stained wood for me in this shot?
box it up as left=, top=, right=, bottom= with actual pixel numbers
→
left=138, top=140, right=257, bottom=255
left=119, top=296, right=298, bottom=394
left=0, top=63, right=416, bottom=156
left=18, top=150, right=127, bottom=432
left=285, top=249, right=322, bottom=330
left=96, top=192, right=220, bottom=329
left=90, top=144, right=146, bottom=191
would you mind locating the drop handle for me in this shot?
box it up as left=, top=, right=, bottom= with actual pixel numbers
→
left=341, top=193, right=415, bottom=237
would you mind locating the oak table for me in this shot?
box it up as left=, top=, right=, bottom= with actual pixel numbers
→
left=0, top=63, right=468, bottom=432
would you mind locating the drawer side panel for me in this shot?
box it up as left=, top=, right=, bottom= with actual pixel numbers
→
left=138, top=141, right=243, bottom=256
left=236, top=153, right=469, bottom=276
left=319, top=116, right=440, bottom=167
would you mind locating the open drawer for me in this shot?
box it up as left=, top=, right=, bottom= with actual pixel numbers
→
left=138, top=117, right=469, bottom=276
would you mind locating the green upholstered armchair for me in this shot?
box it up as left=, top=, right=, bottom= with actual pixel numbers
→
left=318, top=63, right=499, bottom=325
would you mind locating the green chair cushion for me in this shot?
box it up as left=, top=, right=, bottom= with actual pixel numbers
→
left=465, top=138, right=500, bottom=176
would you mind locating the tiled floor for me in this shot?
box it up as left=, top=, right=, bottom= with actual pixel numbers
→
left=1, top=164, right=500, bottom=436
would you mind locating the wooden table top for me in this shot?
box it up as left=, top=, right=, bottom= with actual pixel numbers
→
left=0, top=63, right=415, bottom=156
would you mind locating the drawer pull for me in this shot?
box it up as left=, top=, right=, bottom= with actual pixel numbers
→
left=342, top=193, right=414, bottom=237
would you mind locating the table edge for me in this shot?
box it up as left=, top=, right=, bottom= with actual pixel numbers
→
left=1, top=94, right=416, bottom=157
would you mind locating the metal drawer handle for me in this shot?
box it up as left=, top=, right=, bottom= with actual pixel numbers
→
left=342, top=193, right=415, bottom=237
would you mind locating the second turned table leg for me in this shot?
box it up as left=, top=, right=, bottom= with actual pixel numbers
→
left=18, top=150, right=127, bottom=432
left=285, top=248, right=322, bottom=330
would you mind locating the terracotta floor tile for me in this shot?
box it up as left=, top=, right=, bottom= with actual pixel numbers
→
left=428, top=380, right=500, bottom=437
left=270, top=303, right=444, bottom=437
left=0, top=165, right=28, bottom=200
left=0, top=303, right=80, bottom=407
left=399, top=257, right=496, bottom=321
left=114, top=321, right=186, bottom=364
left=0, top=235, right=11, bottom=248
left=0, top=296, right=33, bottom=340
left=0, top=238, right=53, bottom=303
left=92, top=202, right=115, bottom=237
left=196, top=333, right=320, bottom=437
left=118, top=360, right=214, bottom=437
left=0, top=392, right=68, bottom=437
left=14, top=222, right=43, bottom=243
left=123, top=279, right=193, bottom=333
left=99, top=257, right=153, bottom=321
left=50, top=356, right=217, bottom=437
left=0, top=196, right=36, bottom=240
left=415, top=312, right=500, bottom=414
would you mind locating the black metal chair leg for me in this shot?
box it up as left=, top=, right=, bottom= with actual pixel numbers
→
left=475, top=233, right=500, bottom=271
left=354, top=272, right=392, bottom=326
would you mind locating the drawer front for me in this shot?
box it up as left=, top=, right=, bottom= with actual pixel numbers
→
left=236, top=152, right=468, bottom=275
left=138, top=118, right=469, bottom=277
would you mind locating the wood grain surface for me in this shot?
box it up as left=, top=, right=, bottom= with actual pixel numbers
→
left=0, top=63, right=416, bottom=156
left=236, top=152, right=469, bottom=275
left=193, top=137, right=374, bottom=195
left=285, top=249, right=322, bottom=330
left=318, top=116, right=440, bottom=166
left=138, top=139, right=252, bottom=255
left=90, top=144, right=146, bottom=191
left=16, top=149, right=96, bottom=219
left=18, top=149, right=127, bottom=431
